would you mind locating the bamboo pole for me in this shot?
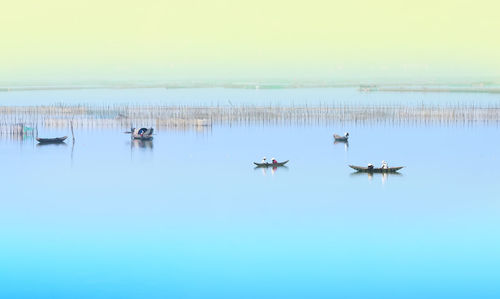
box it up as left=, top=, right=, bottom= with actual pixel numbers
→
left=70, top=120, right=75, bottom=143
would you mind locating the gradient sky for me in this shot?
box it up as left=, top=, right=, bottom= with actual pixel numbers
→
left=1, top=0, right=499, bottom=82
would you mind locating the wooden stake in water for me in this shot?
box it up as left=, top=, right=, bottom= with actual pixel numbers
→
left=71, top=120, right=75, bottom=143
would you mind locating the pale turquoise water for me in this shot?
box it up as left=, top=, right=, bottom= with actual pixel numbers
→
left=1, top=87, right=500, bottom=107
left=1, top=123, right=499, bottom=298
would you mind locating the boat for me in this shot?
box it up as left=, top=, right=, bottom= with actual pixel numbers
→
left=349, top=165, right=404, bottom=173
left=36, top=136, right=68, bottom=144
left=334, top=133, right=349, bottom=141
left=334, top=139, right=349, bottom=145
left=131, top=128, right=154, bottom=140
left=253, top=160, right=289, bottom=167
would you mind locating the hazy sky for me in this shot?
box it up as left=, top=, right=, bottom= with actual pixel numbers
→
left=1, top=0, right=499, bottom=82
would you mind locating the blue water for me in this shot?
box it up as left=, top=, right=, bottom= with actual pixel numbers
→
left=1, top=123, right=499, bottom=298
left=1, top=87, right=500, bottom=107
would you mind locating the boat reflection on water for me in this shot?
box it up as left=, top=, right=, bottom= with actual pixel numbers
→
left=350, top=171, right=402, bottom=184
left=334, top=140, right=349, bottom=151
left=131, top=139, right=153, bottom=150
left=254, top=165, right=289, bottom=176
left=36, top=142, right=68, bottom=147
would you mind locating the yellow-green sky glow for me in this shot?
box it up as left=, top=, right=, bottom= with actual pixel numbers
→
left=1, top=0, right=499, bottom=83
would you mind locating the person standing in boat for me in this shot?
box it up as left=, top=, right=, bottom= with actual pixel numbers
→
left=381, top=161, right=388, bottom=169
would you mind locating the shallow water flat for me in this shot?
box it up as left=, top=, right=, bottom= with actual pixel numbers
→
left=0, top=124, right=499, bottom=298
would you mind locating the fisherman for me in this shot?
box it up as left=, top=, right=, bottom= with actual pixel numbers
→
left=367, top=163, right=374, bottom=169
left=261, top=157, right=267, bottom=164
left=344, top=132, right=349, bottom=138
left=271, top=157, right=278, bottom=164
left=381, top=160, right=388, bottom=169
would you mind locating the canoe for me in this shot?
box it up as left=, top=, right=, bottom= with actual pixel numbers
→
left=131, top=127, right=154, bottom=140
left=334, top=140, right=349, bottom=145
left=132, top=135, right=153, bottom=140
left=36, top=136, right=68, bottom=143
left=254, top=160, right=289, bottom=167
left=349, top=165, right=404, bottom=173
left=333, top=134, right=348, bottom=141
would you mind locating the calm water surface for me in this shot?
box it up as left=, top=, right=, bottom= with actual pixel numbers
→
left=1, top=123, right=499, bottom=298
left=1, top=87, right=500, bottom=107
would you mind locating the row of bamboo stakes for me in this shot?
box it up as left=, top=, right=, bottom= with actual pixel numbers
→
left=0, top=104, right=499, bottom=135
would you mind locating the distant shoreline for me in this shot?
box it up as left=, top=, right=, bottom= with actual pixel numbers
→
left=362, top=87, right=500, bottom=94
left=1, top=85, right=500, bottom=94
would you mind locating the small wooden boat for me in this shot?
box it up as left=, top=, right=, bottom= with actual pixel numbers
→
left=133, top=135, right=153, bottom=141
left=36, top=136, right=68, bottom=144
left=254, top=160, right=289, bottom=167
left=131, top=128, right=154, bottom=140
left=334, top=133, right=349, bottom=141
left=349, top=165, right=404, bottom=173
left=334, top=140, right=349, bottom=146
